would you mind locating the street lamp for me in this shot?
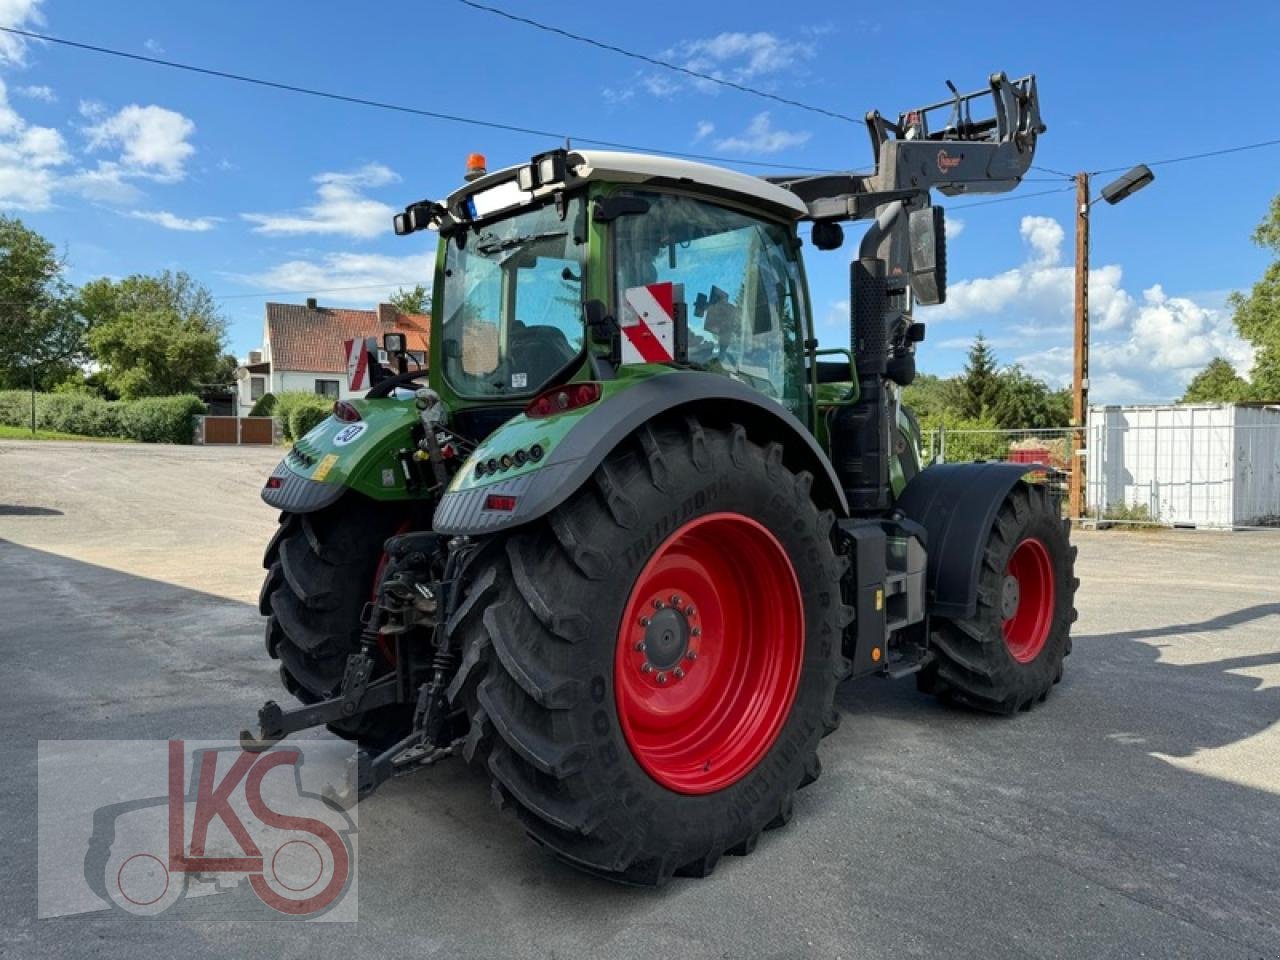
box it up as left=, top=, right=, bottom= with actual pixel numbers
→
left=1069, top=164, right=1155, bottom=520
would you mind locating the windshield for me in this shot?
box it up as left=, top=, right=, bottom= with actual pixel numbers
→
left=441, top=195, right=586, bottom=397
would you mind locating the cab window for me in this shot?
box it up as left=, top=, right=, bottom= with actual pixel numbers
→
left=613, top=191, right=806, bottom=414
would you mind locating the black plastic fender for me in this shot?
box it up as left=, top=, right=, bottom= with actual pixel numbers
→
left=894, top=461, right=1041, bottom=620
left=433, top=371, right=850, bottom=535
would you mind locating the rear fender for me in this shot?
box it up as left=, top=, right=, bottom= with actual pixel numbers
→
left=895, top=462, right=1043, bottom=620
left=433, top=369, right=849, bottom=535
left=261, top=398, right=424, bottom=514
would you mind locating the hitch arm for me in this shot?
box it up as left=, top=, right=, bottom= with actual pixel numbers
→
left=239, top=656, right=402, bottom=752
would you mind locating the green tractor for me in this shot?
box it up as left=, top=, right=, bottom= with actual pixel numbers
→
left=246, top=73, right=1075, bottom=884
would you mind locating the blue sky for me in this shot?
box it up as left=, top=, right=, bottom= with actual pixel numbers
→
left=2, top=0, right=1278, bottom=401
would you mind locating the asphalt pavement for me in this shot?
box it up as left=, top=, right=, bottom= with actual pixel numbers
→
left=1, top=440, right=1277, bottom=958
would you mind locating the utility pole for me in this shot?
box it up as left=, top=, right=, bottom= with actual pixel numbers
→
left=1069, top=172, right=1090, bottom=521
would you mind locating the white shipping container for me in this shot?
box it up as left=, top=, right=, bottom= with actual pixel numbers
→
left=1086, top=404, right=1280, bottom=528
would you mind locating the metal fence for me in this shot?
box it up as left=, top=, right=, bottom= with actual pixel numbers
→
left=926, top=411, right=1280, bottom=531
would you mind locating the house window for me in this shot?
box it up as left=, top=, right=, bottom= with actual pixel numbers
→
left=250, top=376, right=266, bottom=400
left=315, top=379, right=340, bottom=398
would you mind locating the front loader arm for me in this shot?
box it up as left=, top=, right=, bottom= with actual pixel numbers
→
left=769, top=72, right=1046, bottom=223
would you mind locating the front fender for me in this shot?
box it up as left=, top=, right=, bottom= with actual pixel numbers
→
left=433, top=369, right=849, bottom=535
left=895, top=461, right=1043, bottom=620
left=261, top=398, right=425, bottom=514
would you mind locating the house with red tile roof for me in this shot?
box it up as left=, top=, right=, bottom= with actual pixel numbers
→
left=236, top=298, right=429, bottom=409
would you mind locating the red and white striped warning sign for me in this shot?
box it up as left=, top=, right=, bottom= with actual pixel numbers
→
left=620, top=282, right=677, bottom=364
left=344, top=337, right=375, bottom=392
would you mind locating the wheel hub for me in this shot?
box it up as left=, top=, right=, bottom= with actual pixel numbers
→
left=643, top=604, right=690, bottom=670
left=1000, top=574, right=1021, bottom=619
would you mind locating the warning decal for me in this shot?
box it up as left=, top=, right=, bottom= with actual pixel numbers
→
left=620, top=282, right=676, bottom=364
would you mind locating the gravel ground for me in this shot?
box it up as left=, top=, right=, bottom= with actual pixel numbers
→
left=1, top=440, right=1277, bottom=959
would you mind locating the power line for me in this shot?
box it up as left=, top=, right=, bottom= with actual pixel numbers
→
left=212, top=282, right=424, bottom=301
left=0, top=25, right=832, bottom=173
left=1030, top=163, right=1074, bottom=179
left=455, top=0, right=859, bottom=124
left=1089, top=136, right=1280, bottom=176
left=949, top=185, right=1075, bottom=210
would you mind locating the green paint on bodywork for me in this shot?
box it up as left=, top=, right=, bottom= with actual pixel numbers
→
left=447, top=365, right=673, bottom=493
left=282, top=397, right=426, bottom=501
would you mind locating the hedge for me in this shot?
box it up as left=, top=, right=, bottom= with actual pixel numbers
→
left=0, top=390, right=206, bottom=444
left=274, top=391, right=334, bottom=442
left=248, top=392, right=276, bottom=417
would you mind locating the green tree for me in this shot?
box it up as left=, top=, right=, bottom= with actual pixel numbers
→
left=82, top=271, right=227, bottom=399
left=901, top=373, right=962, bottom=422
left=956, top=333, right=1001, bottom=419
left=0, top=216, right=85, bottom=391
left=389, top=284, right=430, bottom=315
left=1181, top=357, right=1248, bottom=403
left=1191, top=193, right=1280, bottom=402
left=991, top=365, right=1072, bottom=429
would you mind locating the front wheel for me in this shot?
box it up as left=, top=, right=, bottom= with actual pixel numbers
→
left=447, top=418, right=848, bottom=884
left=921, top=482, right=1078, bottom=713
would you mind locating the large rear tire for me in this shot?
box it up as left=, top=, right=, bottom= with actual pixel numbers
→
left=920, top=482, right=1078, bottom=713
left=447, top=417, right=848, bottom=884
left=259, top=497, right=416, bottom=746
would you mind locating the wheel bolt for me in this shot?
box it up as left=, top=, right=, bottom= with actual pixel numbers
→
left=641, top=663, right=653, bottom=673
left=673, top=667, right=685, bottom=679
left=656, top=672, right=667, bottom=685
left=691, top=627, right=701, bottom=637
left=634, top=640, right=645, bottom=651
left=653, top=599, right=664, bottom=609
left=639, top=616, right=650, bottom=627
left=685, top=606, right=695, bottom=617
left=685, top=650, right=697, bottom=661
left=670, top=594, right=682, bottom=606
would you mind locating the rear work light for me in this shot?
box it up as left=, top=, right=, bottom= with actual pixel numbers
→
left=333, top=400, right=362, bottom=423
left=265, top=476, right=283, bottom=489
left=525, top=382, right=602, bottom=419
left=483, top=494, right=518, bottom=512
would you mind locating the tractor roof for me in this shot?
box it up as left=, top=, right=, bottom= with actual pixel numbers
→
left=446, top=149, right=809, bottom=223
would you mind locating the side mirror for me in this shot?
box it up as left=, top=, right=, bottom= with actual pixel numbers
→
left=908, top=206, right=947, bottom=306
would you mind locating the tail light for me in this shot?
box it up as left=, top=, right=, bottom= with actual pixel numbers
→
left=483, top=494, right=518, bottom=512
left=333, top=400, right=361, bottom=423
left=525, top=382, right=602, bottom=419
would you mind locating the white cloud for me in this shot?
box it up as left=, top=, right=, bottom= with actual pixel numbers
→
left=143, top=38, right=164, bottom=54
left=241, top=163, right=399, bottom=239
left=678, top=31, right=815, bottom=82
left=614, top=29, right=818, bottom=104
left=234, top=250, right=434, bottom=300
left=0, top=0, right=45, bottom=65
left=934, top=215, right=1132, bottom=332
left=127, top=209, right=219, bottom=232
left=714, top=112, right=810, bottom=154
left=16, top=84, right=55, bottom=102
left=84, top=104, right=196, bottom=181
left=944, top=217, right=964, bottom=240
left=0, top=77, right=68, bottom=210
left=693, top=120, right=715, bottom=142
left=931, top=214, right=1253, bottom=402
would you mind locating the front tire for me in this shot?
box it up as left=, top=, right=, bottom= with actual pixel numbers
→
left=921, top=482, right=1078, bottom=713
left=448, top=417, right=848, bottom=884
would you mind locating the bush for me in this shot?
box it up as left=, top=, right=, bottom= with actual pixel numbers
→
left=248, top=392, right=276, bottom=417
left=0, top=390, right=206, bottom=443
left=117, top=395, right=207, bottom=444
left=39, top=392, right=122, bottom=438
left=275, top=391, right=333, bottom=442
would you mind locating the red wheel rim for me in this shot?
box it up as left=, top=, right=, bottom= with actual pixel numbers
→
left=1002, top=537, right=1055, bottom=663
left=614, top=512, right=804, bottom=795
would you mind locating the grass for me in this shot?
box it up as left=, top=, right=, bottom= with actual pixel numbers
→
left=0, top=424, right=130, bottom=442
